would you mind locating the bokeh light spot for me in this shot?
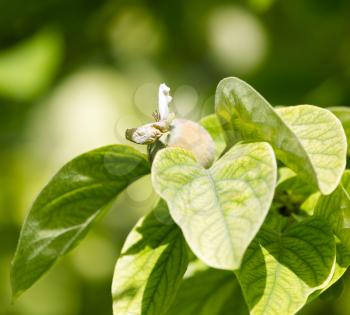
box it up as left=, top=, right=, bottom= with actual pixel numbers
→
left=207, top=6, right=268, bottom=74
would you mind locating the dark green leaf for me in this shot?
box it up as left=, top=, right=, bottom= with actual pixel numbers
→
left=319, top=277, right=344, bottom=301
left=167, top=263, right=248, bottom=315
left=11, top=145, right=150, bottom=297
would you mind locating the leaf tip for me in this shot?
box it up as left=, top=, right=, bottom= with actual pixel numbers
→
left=10, top=258, right=26, bottom=302
left=10, top=278, right=24, bottom=303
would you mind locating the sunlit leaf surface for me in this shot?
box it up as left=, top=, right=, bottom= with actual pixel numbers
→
left=237, top=217, right=335, bottom=315
left=152, top=142, right=276, bottom=270
left=112, top=200, right=188, bottom=315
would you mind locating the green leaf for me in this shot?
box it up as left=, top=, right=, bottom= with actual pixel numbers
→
left=314, top=170, right=350, bottom=249
left=200, top=114, right=226, bottom=159
left=276, top=168, right=316, bottom=198
left=329, top=106, right=350, bottom=155
left=215, top=77, right=347, bottom=194
left=274, top=167, right=318, bottom=217
left=167, top=264, right=248, bottom=315
left=275, top=167, right=316, bottom=213
left=319, top=277, right=344, bottom=301
left=312, top=170, right=350, bottom=296
left=308, top=243, right=350, bottom=302
left=300, top=192, right=321, bottom=215
left=237, top=217, right=336, bottom=315
left=334, top=243, right=350, bottom=279
left=152, top=141, right=277, bottom=270
left=11, top=145, right=150, bottom=297
left=321, top=244, right=350, bottom=295
left=112, top=200, right=188, bottom=315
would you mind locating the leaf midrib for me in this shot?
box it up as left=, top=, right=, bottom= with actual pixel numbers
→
left=35, top=180, right=123, bottom=214
left=205, top=169, right=236, bottom=264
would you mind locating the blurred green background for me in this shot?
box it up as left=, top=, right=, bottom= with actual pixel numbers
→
left=1, top=0, right=350, bottom=314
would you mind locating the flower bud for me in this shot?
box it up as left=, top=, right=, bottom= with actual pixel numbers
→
left=162, top=118, right=216, bottom=168
left=125, top=120, right=170, bottom=145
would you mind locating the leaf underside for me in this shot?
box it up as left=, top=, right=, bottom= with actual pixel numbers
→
left=215, top=77, right=347, bottom=194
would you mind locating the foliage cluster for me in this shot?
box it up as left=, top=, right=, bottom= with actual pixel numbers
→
left=11, top=78, right=350, bottom=315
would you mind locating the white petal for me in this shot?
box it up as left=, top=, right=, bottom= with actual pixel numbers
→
left=158, top=83, right=172, bottom=120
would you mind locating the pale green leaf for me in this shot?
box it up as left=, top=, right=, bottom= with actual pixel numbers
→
left=277, top=167, right=297, bottom=186
left=300, top=192, right=321, bottom=215
left=167, top=265, right=248, bottom=315
left=200, top=114, right=226, bottom=159
left=328, top=106, right=350, bottom=155
left=275, top=105, right=346, bottom=194
left=237, top=217, right=336, bottom=315
left=215, top=77, right=347, bottom=194
left=112, top=200, right=188, bottom=315
left=11, top=145, right=150, bottom=297
left=152, top=142, right=277, bottom=270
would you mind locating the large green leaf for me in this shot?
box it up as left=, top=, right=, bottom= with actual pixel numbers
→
left=200, top=114, right=226, bottom=159
left=329, top=106, right=350, bottom=155
left=152, top=142, right=277, bottom=270
left=167, top=264, right=248, bottom=315
left=237, top=217, right=336, bottom=315
left=112, top=200, right=188, bottom=315
left=215, top=77, right=347, bottom=194
left=11, top=145, right=150, bottom=297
